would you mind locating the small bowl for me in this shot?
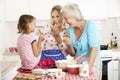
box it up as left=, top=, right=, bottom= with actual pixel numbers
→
left=32, top=69, right=48, bottom=75
left=66, top=64, right=79, bottom=74
left=55, top=60, right=68, bottom=69
left=55, top=59, right=77, bottom=70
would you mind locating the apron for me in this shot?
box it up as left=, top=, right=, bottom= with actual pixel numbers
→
left=40, top=49, right=67, bottom=60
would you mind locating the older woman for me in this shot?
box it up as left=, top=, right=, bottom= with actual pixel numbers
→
left=62, top=3, right=102, bottom=80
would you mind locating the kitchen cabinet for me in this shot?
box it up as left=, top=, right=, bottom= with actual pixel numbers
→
left=5, top=0, right=30, bottom=21
left=0, top=6, right=2, bottom=21
left=4, top=0, right=108, bottom=21
left=0, top=61, right=18, bottom=80
left=0, top=0, right=3, bottom=21
left=30, top=0, right=73, bottom=20
left=100, top=49, right=120, bottom=80
left=0, top=63, right=1, bottom=80
left=108, top=60, right=120, bottom=80
left=3, top=53, right=21, bottom=68
left=30, top=0, right=108, bottom=20
left=108, top=0, right=120, bottom=17
left=30, top=0, right=53, bottom=20
left=76, top=0, right=108, bottom=19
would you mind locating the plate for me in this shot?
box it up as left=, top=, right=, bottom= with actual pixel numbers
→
left=32, top=69, right=48, bottom=75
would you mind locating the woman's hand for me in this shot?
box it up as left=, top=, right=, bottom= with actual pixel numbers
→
left=52, top=24, right=60, bottom=36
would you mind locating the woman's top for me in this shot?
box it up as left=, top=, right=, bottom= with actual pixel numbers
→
left=17, top=33, right=40, bottom=69
left=67, top=20, right=100, bottom=57
left=41, top=23, right=68, bottom=56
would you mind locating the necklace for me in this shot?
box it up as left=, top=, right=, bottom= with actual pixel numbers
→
left=74, top=28, right=83, bottom=41
left=76, top=41, right=80, bottom=46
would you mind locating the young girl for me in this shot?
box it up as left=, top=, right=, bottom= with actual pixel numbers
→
left=17, top=14, right=44, bottom=73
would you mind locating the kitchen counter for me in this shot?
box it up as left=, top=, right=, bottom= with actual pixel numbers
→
left=0, top=61, right=17, bottom=75
left=13, top=70, right=95, bottom=80
left=0, top=61, right=18, bottom=80
left=2, top=52, right=21, bottom=68
left=100, top=48, right=120, bottom=61
left=111, top=46, right=120, bottom=52
left=110, top=46, right=120, bottom=59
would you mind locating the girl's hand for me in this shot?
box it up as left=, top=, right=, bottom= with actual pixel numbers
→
left=39, top=32, right=44, bottom=41
left=38, top=29, right=44, bottom=41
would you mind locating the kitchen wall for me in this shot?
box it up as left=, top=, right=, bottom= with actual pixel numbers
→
left=95, top=17, right=120, bottom=45
left=0, top=22, right=6, bottom=60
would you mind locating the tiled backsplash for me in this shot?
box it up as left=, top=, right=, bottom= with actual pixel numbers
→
left=0, top=17, right=120, bottom=55
left=94, top=17, right=120, bottom=45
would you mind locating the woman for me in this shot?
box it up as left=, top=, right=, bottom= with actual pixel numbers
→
left=62, top=3, right=102, bottom=80
left=40, top=5, right=68, bottom=61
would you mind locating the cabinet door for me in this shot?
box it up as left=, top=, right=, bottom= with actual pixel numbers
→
left=1, top=65, right=17, bottom=80
left=30, top=0, right=52, bottom=20
left=30, top=0, right=108, bottom=20
left=30, top=0, right=66, bottom=20
left=5, top=0, right=108, bottom=21
left=113, top=61, right=119, bottom=80
left=0, top=0, right=3, bottom=21
left=5, top=0, right=30, bottom=21
left=108, top=60, right=114, bottom=80
left=108, top=0, right=120, bottom=17
left=77, top=0, right=108, bottom=19
left=108, top=60, right=119, bottom=80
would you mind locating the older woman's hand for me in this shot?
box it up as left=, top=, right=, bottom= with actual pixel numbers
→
left=63, top=34, right=71, bottom=46
left=55, top=61, right=68, bottom=70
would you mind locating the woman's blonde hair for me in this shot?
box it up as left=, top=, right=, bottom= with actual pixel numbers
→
left=50, top=5, right=66, bottom=29
left=17, top=14, right=36, bottom=34
left=51, top=5, right=62, bottom=15
left=50, top=5, right=62, bottom=24
left=62, top=3, right=84, bottom=21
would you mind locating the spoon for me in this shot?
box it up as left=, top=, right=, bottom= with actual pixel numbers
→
left=74, top=52, right=87, bottom=61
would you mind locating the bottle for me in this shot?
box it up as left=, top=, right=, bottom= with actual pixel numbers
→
left=114, top=36, right=117, bottom=47
left=83, top=61, right=89, bottom=77
left=79, top=63, right=84, bottom=78
left=110, top=32, right=114, bottom=48
left=79, top=61, right=89, bottom=78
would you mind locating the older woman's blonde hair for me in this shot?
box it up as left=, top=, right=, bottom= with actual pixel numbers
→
left=62, top=3, right=84, bottom=21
